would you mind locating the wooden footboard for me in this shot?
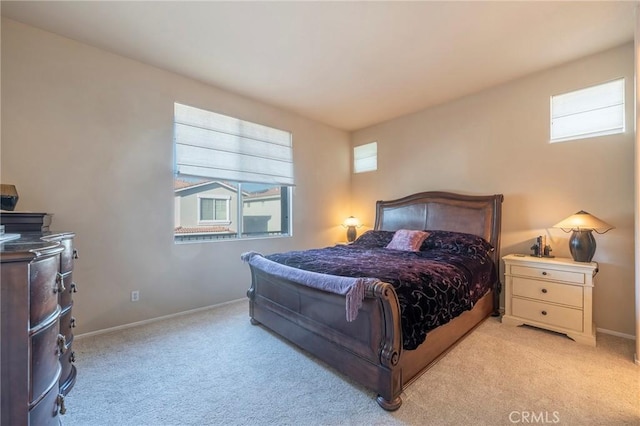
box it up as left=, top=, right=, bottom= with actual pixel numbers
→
left=247, top=265, right=406, bottom=409
left=247, top=264, right=495, bottom=410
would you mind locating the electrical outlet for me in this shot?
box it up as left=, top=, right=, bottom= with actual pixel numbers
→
left=131, top=290, right=140, bottom=302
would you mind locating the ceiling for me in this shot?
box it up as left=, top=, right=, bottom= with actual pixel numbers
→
left=1, top=1, right=636, bottom=131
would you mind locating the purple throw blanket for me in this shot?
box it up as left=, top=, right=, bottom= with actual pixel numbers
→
left=241, top=251, right=380, bottom=322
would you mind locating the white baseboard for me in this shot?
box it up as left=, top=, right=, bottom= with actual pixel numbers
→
left=596, top=327, right=636, bottom=341
left=75, top=298, right=246, bottom=340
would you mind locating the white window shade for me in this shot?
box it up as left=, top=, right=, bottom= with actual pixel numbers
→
left=354, top=142, right=377, bottom=173
left=174, top=103, right=294, bottom=185
left=550, top=78, right=625, bottom=143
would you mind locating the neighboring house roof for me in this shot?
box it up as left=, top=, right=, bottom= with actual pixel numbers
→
left=174, top=178, right=249, bottom=196
left=174, top=226, right=233, bottom=234
left=174, top=178, right=211, bottom=190
left=245, top=186, right=281, bottom=199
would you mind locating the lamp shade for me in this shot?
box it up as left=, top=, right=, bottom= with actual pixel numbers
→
left=343, top=216, right=360, bottom=228
left=552, top=210, right=614, bottom=234
left=553, top=210, right=614, bottom=262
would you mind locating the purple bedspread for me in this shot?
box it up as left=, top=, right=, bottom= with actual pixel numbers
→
left=265, top=230, right=496, bottom=350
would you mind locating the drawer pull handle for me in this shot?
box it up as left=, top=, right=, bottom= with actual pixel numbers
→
left=71, top=282, right=78, bottom=293
left=57, top=394, right=67, bottom=415
left=541, top=310, right=547, bottom=316
left=54, top=273, right=66, bottom=294
left=57, top=334, right=67, bottom=355
left=541, top=271, right=548, bottom=276
left=73, top=249, right=79, bottom=259
left=541, top=288, right=548, bottom=294
left=70, top=317, right=76, bottom=328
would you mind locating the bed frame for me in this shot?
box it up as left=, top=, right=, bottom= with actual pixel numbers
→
left=246, top=191, right=503, bottom=410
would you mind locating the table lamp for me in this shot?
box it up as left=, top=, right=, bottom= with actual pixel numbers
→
left=343, top=216, right=362, bottom=242
left=553, top=210, right=614, bottom=262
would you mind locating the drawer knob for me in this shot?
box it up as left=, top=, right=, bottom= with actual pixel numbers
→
left=541, top=288, right=548, bottom=294
left=70, top=317, right=76, bottom=328
left=541, top=271, right=548, bottom=276
left=71, top=282, right=78, bottom=293
left=54, top=273, right=66, bottom=294
left=57, top=334, right=67, bottom=355
left=73, top=249, right=79, bottom=259
left=541, top=310, right=547, bottom=316
left=57, top=394, right=67, bottom=415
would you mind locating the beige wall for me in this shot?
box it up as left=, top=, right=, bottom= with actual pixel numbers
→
left=1, top=19, right=352, bottom=334
left=352, top=43, right=636, bottom=337
left=2, top=18, right=636, bottom=339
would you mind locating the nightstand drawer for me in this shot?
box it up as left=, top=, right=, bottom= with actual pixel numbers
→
left=512, top=298, right=583, bottom=332
left=511, top=265, right=584, bottom=284
left=512, top=277, right=583, bottom=308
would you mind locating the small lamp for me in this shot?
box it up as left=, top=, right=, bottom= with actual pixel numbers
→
left=342, top=216, right=362, bottom=242
left=553, top=210, right=614, bottom=262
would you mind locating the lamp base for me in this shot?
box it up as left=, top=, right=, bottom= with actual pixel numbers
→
left=346, top=226, right=357, bottom=243
left=569, top=230, right=596, bottom=263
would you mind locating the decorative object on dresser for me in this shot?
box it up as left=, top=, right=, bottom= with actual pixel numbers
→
left=552, top=210, right=614, bottom=262
left=0, top=183, right=19, bottom=211
left=0, top=213, right=78, bottom=425
left=502, top=254, right=597, bottom=346
left=0, top=211, right=52, bottom=233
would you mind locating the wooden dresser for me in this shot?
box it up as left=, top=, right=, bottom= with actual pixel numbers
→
left=1, top=213, right=79, bottom=424
left=43, top=232, right=79, bottom=395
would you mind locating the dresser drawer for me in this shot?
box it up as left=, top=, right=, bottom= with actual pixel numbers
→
left=29, top=256, right=60, bottom=326
left=512, top=298, right=583, bottom=332
left=30, top=317, right=62, bottom=404
left=29, top=380, right=61, bottom=426
left=512, top=277, right=583, bottom=308
left=58, top=238, right=74, bottom=274
left=510, top=265, right=584, bottom=284
left=59, top=307, right=76, bottom=341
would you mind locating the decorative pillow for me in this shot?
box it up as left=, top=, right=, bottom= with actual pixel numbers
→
left=385, top=229, right=430, bottom=252
left=351, top=230, right=395, bottom=248
left=420, top=230, right=494, bottom=257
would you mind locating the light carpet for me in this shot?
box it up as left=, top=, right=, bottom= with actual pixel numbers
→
left=63, top=300, right=639, bottom=425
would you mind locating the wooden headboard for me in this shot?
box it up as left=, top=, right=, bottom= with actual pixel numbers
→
left=374, top=191, right=504, bottom=282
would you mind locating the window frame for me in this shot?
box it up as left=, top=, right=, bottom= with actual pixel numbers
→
left=353, top=141, right=378, bottom=173
left=173, top=103, right=294, bottom=243
left=197, top=195, right=230, bottom=225
left=550, top=78, right=625, bottom=143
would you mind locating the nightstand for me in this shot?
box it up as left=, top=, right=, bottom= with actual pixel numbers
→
left=502, top=254, right=598, bottom=346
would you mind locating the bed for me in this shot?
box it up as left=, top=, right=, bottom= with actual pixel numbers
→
left=244, top=191, right=503, bottom=410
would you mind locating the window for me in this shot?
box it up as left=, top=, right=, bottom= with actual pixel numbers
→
left=174, top=103, right=293, bottom=242
left=550, top=78, right=625, bottom=143
left=354, top=141, right=377, bottom=173
left=198, top=196, right=229, bottom=223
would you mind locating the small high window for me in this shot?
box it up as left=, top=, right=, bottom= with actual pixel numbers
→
left=550, top=78, right=625, bottom=143
left=354, top=142, right=377, bottom=173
